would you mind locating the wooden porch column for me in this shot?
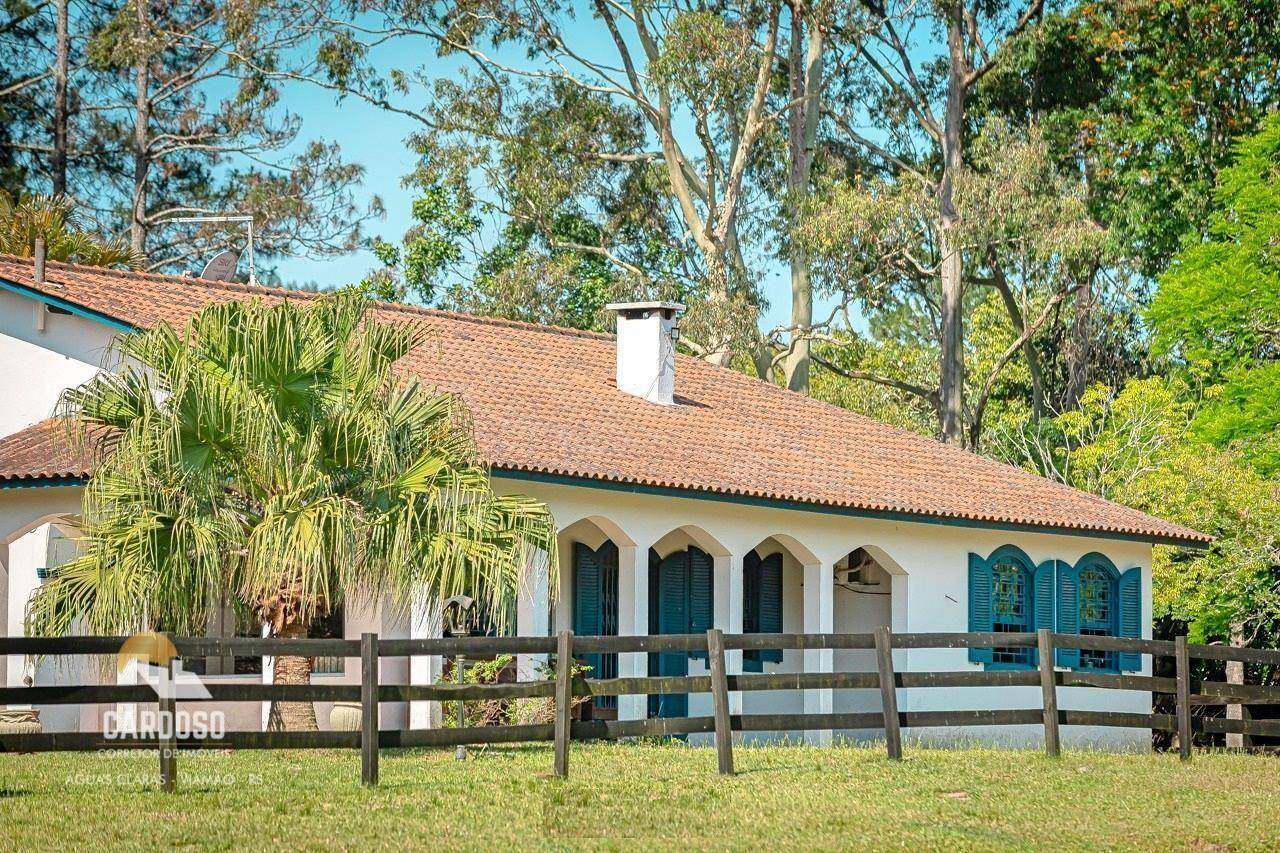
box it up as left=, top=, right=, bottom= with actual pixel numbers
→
left=803, top=558, right=834, bottom=745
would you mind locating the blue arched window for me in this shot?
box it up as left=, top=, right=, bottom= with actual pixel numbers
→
left=968, top=545, right=1051, bottom=668
left=990, top=556, right=1033, bottom=666
left=1078, top=564, right=1117, bottom=670
left=1056, top=553, right=1143, bottom=672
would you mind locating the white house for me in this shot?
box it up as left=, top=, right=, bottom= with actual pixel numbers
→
left=0, top=252, right=1208, bottom=747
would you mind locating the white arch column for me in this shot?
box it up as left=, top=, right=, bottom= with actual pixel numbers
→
left=803, top=556, right=835, bottom=746
left=713, top=552, right=744, bottom=716
left=617, top=539, right=652, bottom=721
left=515, top=548, right=552, bottom=681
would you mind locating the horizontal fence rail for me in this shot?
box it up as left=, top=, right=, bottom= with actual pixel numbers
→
left=2, top=629, right=1279, bottom=787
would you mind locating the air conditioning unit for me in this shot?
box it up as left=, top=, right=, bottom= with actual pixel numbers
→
left=838, top=549, right=883, bottom=589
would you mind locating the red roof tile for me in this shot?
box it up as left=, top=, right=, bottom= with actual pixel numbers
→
left=0, top=253, right=1209, bottom=545
left=0, top=418, right=99, bottom=483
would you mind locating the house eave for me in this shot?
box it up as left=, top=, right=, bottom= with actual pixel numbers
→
left=492, top=467, right=1211, bottom=550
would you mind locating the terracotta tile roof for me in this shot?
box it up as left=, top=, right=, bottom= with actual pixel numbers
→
left=0, top=253, right=1210, bottom=545
left=0, top=418, right=96, bottom=484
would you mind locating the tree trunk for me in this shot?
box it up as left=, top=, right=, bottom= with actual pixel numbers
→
left=1064, top=265, right=1096, bottom=410
left=52, top=0, right=69, bottom=197
left=130, top=0, right=152, bottom=257
left=937, top=4, right=967, bottom=445
left=1225, top=623, right=1248, bottom=749
left=783, top=8, right=824, bottom=394
left=266, top=619, right=318, bottom=732
left=988, top=263, right=1046, bottom=419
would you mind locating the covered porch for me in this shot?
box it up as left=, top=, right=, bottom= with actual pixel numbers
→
left=512, top=480, right=911, bottom=744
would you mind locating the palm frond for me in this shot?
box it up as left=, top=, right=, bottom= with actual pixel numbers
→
left=31, top=292, right=557, bottom=640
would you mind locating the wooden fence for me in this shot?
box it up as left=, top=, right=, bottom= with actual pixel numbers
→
left=1, top=628, right=1278, bottom=790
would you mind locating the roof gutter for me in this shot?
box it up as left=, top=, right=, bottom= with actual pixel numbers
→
left=493, top=467, right=1212, bottom=550
left=0, top=475, right=87, bottom=490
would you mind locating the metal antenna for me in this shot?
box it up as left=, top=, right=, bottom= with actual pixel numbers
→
left=162, top=214, right=257, bottom=285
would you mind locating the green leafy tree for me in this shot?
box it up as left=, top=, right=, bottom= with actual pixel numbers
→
left=800, top=121, right=1108, bottom=447
left=29, top=293, right=557, bottom=731
left=1149, top=114, right=1280, bottom=476
left=978, top=0, right=1280, bottom=279
left=994, top=378, right=1280, bottom=647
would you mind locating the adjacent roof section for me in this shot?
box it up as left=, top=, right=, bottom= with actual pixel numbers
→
left=0, top=419, right=94, bottom=486
left=0, top=253, right=1211, bottom=545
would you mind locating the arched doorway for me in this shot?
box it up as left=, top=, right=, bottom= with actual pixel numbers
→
left=832, top=545, right=907, bottom=738
left=647, top=526, right=728, bottom=719
left=558, top=516, right=633, bottom=719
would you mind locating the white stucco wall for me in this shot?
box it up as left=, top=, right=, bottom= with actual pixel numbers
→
left=0, top=289, right=119, bottom=437
left=502, top=476, right=1155, bottom=750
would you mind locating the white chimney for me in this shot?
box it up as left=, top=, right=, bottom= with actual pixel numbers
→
left=605, top=301, right=685, bottom=405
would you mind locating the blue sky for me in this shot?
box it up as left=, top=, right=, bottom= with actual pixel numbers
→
left=264, top=26, right=802, bottom=331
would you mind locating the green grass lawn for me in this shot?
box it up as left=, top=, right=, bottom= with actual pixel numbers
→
left=1, top=742, right=1277, bottom=851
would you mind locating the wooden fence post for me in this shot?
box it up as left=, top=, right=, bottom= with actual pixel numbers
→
left=159, top=655, right=178, bottom=792
left=361, top=632, right=379, bottom=786
left=553, top=630, right=573, bottom=778
left=1037, top=629, right=1060, bottom=757
left=874, top=626, right=902, bottom=760
left=1175, top=635, right=1192, bottom=761
left=707, top=629, right=735, bottom=775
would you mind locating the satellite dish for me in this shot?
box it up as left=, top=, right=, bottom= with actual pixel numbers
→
left=200, top=249, right=241, bottom=281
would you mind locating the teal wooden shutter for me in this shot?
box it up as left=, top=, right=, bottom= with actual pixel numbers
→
left=968, top=553, right=994, bottom=664
left=655, top=551, right=690, bottom=717
left=1032, top=559, right=1056, bottom=666
left=647, top=549, right=661, bottom=716
left=688, top=548, right=714, bottom=660
left=1117, top=567, right=1142, bottom=672
left=573, top=543, right=602, bottom=637
left=758, top=553, right=783, bottom=663
left=742, top=552, right=763, bottom=671
left=1056, top=560, right=1081, bottom=669
left=1033, top=560, right=1056, bottom=631
left=573, top=543, right=606, bottom=707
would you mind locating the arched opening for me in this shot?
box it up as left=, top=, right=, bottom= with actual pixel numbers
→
left=831, top=544, right=908, bottom=737
left=556, top=516, right=635, bottom=720
left=2, top=511, right=84, bottom=731
left=646, top=525, right=729, bottom=719
left=738, top=535, right=819, bottom=722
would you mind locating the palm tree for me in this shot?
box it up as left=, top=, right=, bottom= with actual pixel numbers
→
left=27, top=292, right=557, bottom=730
left=0, top=192, right=140, bottom=267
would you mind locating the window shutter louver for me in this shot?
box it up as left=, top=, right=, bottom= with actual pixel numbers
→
left=1056, top=560, right=1081, bottom=669
left=968, top=553, right=994, bottom=664
left=655, top=551, right=691, bottom=717
left=1033, top=559, right=1056, bottom=667
left=742, top=552, right=763, bottom=671
left=573, top=543, right=602, bottom=637
left=1117, top=567, right=1142, bottom=672
left=574, top=543, right=606, bottom=706
left=758, top=553, right=784, bottom=663
left=688, top=548, right=714, bottom=660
